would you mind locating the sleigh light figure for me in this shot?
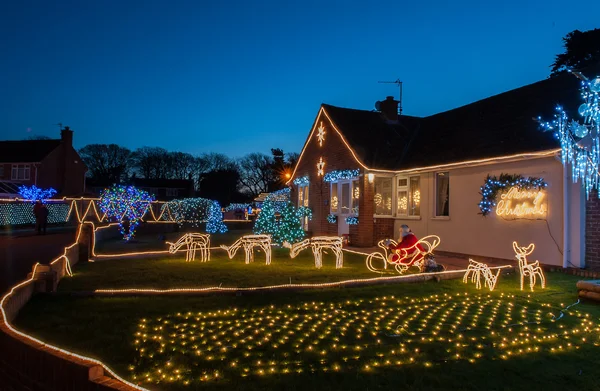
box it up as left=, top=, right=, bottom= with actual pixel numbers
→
left=284, top=236, right=343, bottom=269
left=220, top=234, right=272, bottom=265
left=513, top=241, right=546, bottom=291
left=463, top=259, right=501, bottom=291
left=366, top=235, right=441, bottom=274
left=167, top=233, right=211, bottom=262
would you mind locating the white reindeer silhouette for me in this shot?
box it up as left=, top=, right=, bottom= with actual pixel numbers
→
left=513, top=241, right=546, bottom=291
left=167, top=233, right=211, bottom=262
left=463, top=259, right=501, bottom=291
left=220, top=234, right=272, bottom=265
left=284, top=236, right=343, bottom=269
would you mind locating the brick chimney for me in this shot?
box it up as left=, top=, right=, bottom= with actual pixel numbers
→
left=61, top=126, right=73, bottom=146
left=379, top=96, right=399, bottom=122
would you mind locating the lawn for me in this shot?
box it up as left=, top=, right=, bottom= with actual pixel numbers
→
left=62, top=233, right=380, bottom=292
left=14, top=271, right=600, bottom=391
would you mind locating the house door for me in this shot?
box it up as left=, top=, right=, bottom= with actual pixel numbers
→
left=338, top=181, right=351, bottom=236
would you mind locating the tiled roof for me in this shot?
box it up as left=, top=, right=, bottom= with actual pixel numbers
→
left=0, top=139, right=61, bottom=163
left=323, top=66, right=599, bottom=171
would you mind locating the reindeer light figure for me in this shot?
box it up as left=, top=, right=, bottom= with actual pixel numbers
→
left=220, top=234, right=272, bottom=265
left=284, top=236, right=343, bottom=269
left=167, top=233, right=211, bottom=262
left=513, top=241, right=546, bottom=291
left=463, top=259, right=501, bottom=291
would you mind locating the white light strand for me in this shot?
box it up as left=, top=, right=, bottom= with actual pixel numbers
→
left=512, top=242, right=546, bottom=291
left=167, top=233, right=211, bottom=262
left=220, top=235, right=272, bottom=265
left=284, top=236, right=344, bottom=269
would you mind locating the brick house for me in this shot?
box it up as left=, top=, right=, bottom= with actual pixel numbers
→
left=0, top=127, right=88, bottom=196
left=288, top=69, right=600, bottom=268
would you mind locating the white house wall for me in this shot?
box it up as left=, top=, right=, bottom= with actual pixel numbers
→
left=391, top=156, right=584, bottom=267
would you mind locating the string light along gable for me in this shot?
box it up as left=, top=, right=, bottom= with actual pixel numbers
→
left=293, top=176, right=310, bottom=187
left=316, top=121, right=326, bottom=146
left=540, top=72, right=600, bottom=198
left=284, top=236, right=344, bottom=269
left=478, top=174, right=547, bottom=217
left=220, top=234, right=272, bottom=265
left=18, top=185, right=57, bottom=203
left=163, top=198, right=227, bottom=233
left=167, top=233, right=211, bottom=262
left=512, top=241, right=546, bottom=291
left=463, top=259, right=501, bottom=291
left=99, top=185, right=155, bottom=241
left=323, top=169, right=360, bottom=183
left=316, top=157, right=325, bottom=177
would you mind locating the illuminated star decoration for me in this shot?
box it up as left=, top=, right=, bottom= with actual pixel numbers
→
left=316, top=157, right=325, bottom=176
left=540, top=72, right=600, bottom=199
left=316, top=121, right=326, bottom=146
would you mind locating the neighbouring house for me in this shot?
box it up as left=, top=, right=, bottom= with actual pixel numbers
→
left=87, top=177, right=195, bottom=201
left=0, top=127, right=88, bottom=197
left=288, top=69, right=600, bottom=269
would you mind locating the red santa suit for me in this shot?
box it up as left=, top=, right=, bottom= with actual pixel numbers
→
left=389, top=232, right=424, bottom=263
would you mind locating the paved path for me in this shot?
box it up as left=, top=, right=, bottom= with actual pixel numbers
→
left=0, top=227, right=76, bottom=294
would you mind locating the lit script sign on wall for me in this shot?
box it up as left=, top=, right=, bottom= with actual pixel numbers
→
left=495, top=187, right=547, bottom=218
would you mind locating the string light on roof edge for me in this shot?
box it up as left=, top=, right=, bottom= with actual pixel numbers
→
left=540, top=72, right=600, bottom=199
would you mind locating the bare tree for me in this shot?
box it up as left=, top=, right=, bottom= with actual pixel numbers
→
left=79, top=144, right=132, bottom=184
left=237, top=153, right=274, bottom=198
left=131, top=147, right=171, bottom=178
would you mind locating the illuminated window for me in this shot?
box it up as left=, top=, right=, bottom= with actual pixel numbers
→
left=351, top=179, right=359, bottom=214
left=397, top=176, right=420, bottom=216
left=374, top=177, right=392, bottom=215
left=330, top=183, right=338, bottom=213
left=11, top=164, right=30, bottom=181
left=298, top=184, right=309, bottom=230
left=435, top=172, right=450, bottom=217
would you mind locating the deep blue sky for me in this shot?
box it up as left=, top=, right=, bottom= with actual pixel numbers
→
left=1, top=0, right=599, bottom=157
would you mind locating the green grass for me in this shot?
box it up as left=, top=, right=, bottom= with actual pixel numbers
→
left=14, top=271, right=600, bottom=391
left=60, top=248, right=381, bottom=292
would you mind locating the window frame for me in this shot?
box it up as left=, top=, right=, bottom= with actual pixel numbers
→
left=434, top=172, right=450, bottom=217
left=297, top=184, right=309, bottom=231
left=11, top=164, right=30, bottom=181
left=395, top=175, right=421, bottom=217
left=373, top=175, right=393, bottom=217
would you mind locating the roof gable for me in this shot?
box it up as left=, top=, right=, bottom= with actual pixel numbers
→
left=0, top=139, right=62, bottom=163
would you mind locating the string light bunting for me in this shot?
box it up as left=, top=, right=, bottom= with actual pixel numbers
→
left=284, top=236, right=344, bottom=269
left=513, top=242, right=546, bottom=291
left=99, top=185, right=155, bottom=241
left=463, top=259, right=501, bottom=291
left=323, top=169, right=360, bottom=183
left=539, top=72, right=600, bottom=198
left=18, top=185, right=57, bottom=203
left=167, top=233, right=211, bottom=262
left=220, top=234, right=273, bottom=265
left=478, top=174, right=547, bottom=217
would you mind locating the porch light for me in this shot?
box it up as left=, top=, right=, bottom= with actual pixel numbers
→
left=367, top=173, right=374, bottom=183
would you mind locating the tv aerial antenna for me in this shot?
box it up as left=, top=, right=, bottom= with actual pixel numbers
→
left=378, top=79, right=403, bottom=115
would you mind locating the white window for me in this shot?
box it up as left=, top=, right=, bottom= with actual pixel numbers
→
left=435, top=172, right=450, bottom=217
left=396, top=176, right=420, bottom=216
left=330, top=183, right=338, bottom=213
left=351, top=179, right=359, bottom=215
left=298, top=184, right=309, bottom=230
left=166, top=188, right=178, bottom=197
left=11, top=164, right=30, bottom=180
left=374, top=177, right=392, bottom=215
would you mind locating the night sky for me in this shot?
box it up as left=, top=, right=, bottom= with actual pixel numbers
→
left=1, top=0, right=599, bottom=157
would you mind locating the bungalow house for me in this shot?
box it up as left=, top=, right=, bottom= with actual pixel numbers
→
left=288, top=69, right=599, bottom=269
left=0, top=127, right=88, bottom=196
